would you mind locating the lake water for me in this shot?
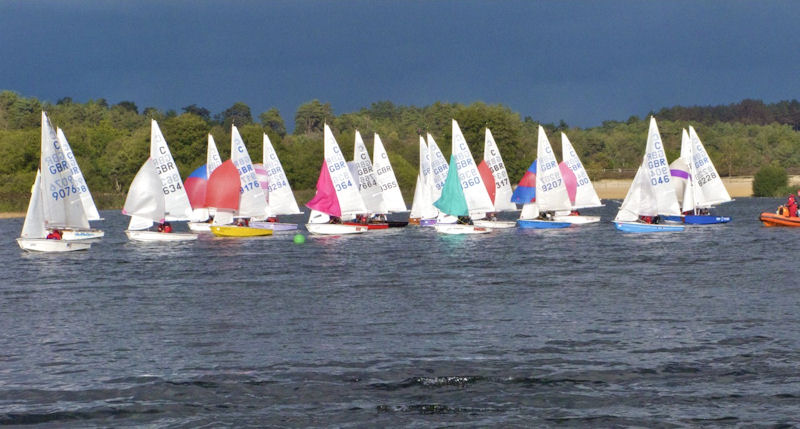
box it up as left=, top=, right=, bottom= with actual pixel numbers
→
left=1, top=197, right=799, bottom=427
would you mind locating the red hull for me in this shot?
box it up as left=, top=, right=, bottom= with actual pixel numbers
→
left=343, top=222, right=389, bottom=230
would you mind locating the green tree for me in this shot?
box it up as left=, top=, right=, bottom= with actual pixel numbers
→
left=219, top=102, right=253, bottom=128
left=260, top=108, right=286, bottom=137
left=752, top=164, right=787, bottom=197
left=294, top=100, right=333, bottom=135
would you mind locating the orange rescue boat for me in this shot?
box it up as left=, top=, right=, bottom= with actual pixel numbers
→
left=759, top=211, right=800, bottom=227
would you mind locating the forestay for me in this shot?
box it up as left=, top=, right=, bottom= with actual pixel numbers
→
left=231, top=125, right=269, bottom=219
left=56, top=128, right=100, bottom=221
left=560, top=132, right=602, bottom=209
left=372, top=134, right=406, bottom=212
left=483, top=128, right=516, bottom=211
left=263, top=133, right=302, bottom=215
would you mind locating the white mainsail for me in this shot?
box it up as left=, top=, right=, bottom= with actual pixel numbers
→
left=231, top=125, right=269, bottom=218
left=372, top=133, right=406, bottom=212
left=262, top=133, right=302, bottom=215
left=644, top=117, right=681, bottom=216
left=689, top=126, right=732, bottom=207
left=483, top=128, right=516, bottom=211
left=426, top=133, right=449, bottom=201
left=40, top=112, right=89, bottom=230
left=150, top=120, right=192, bottom=221
left=123, top=159, right=166, bottom=230
left=535, top=126, right=572, bottom=212
left=561, top=132, right=602, bottom=209
left=207, top=134, right=222, bottom=176
left=56, top=127, right=100, bottom=221
left=670, top=129, right=697, bottom=213
left=451, top=119, right=494, bottom=216
left=324, top=124, right=367, bottom=217
left=352, top=130, right=386, bottom=214
left=410, top=136, right=437, bottom=219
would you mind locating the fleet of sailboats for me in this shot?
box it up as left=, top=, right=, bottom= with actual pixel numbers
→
left=17, top=111, right=748, bottom=249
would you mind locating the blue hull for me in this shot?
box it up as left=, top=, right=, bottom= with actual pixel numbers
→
left=613, top=221, right=685, bottom=233
left=518, top=219, right=572, bottom=229
left=684, top=215, right=731, bottom=225
left=661, top=215, right=683, bottom=223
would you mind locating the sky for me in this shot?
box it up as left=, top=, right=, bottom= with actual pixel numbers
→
left=1, top=0, right=798, bottom=129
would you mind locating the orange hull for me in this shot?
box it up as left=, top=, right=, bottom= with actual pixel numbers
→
left=759, top=212, right=800, bottom=227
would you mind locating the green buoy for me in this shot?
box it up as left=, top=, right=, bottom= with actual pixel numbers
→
left=293, top=233, right=306, bottom=244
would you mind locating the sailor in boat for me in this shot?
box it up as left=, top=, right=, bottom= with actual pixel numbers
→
left=328, top=216, right=342, bottom=224
left=786, top=194, right=798, bottom=218
left=537, top=211, right=555, bottom=221
left=638, top=215, right=661, bottom=224
left=485, top=212, right=498, bottom=221
left=267, top=216, right=278, bottom=223
left=235, top=218, right=250, bottom=227
left=46, top=229, right=63, bottom=240
left=457, top=216, right=474, bottom=225
left=371, top=213, right=387, bottom=223
left=157, top=222, right=173, bottom=233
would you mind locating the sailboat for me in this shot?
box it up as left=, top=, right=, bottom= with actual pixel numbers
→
left=54, top=127, right=104, bottom=240
left=433, top=120, right=494, bottom=234
left=613, top=117, right=684, bottom=232
left=186, top=134, right=223, bottom=232
left=409, top=135, right=438, bottom=225
left=552, top=132, right=603, bottom=224
left=305, top=124, right=368, bottom=235
left=667, top=126, right=732, bottom=224
left=123, top=120, right=197, bottom=241
left=17, top=112, right=91, bottom=252
left=516, top=126, right=573, bottom=229
left=473, top=128, right=517, bottom=229
left=343, top=130, right=390, bottom=230
left=209, top=125, right=273, bottom=237
left=249, top=133, right=303, bottom=231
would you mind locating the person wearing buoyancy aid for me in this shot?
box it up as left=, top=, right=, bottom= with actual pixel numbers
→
left=787, top=195, right=798, bottom=217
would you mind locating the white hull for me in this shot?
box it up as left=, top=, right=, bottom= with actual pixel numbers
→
left=188, top=222, right=212, bottom=232
left=305, top=223, right=367, bottom=235
left=551, top=215, right=601, bottom=225
left=126, top=230, right=198, bottom=241
left=434, top=224, right=492, bottom=234
left=61, top=229, right=105, bottom=240
left=17, top=238, right=91, bottom=252
left=473, top=220, right=517, bottom=229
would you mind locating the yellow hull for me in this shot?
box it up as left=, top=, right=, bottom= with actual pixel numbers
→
left=210, top=225, right=273, bottom=237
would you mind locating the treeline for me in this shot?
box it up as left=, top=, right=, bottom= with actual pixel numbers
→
left=2, top=90, right=800, bottom=210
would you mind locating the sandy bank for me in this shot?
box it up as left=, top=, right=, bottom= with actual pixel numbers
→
left=593, top=176, right=759, bottom=199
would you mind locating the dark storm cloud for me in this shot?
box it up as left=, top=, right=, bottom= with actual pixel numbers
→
left=1, top=0, right=797, bottom=127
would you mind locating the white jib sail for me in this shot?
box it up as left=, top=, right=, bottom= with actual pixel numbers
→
left=484, top=128, right=516, bottom=211
left=353, top=130, right=387, bottom=214
left=535, top=126, right=572, bottom=212
left=231, top=125, right=270, bottom=218
left=410, top=136, right=437, bottom=219
left=561, top=132, right=602, bottom=209
left=263, top=133, right=302, bottom=215
left=56, top=127, right=100, bottom=221
left=643, top=118, right=681, bottom=216
left=20, top=170, right=46, bottom=238
left=40, top=112, right=89, bottom=230
left=615, top=165, right=657, bottom=222
left=452, top=119, right=494, bottom=216
left=150, top=120, right=192, bottom=221
left=123, top=159, right=166, bottom=230
left=427, top=133, right=449, bottom=201
left=372, top=133, right=406, bottom=212
left=689, top=126, right=731, bottom=207
left=324, top=124, right=367, bottom=217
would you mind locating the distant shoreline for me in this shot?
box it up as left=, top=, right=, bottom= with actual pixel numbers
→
left=0, top=176, right=793, bottom=219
